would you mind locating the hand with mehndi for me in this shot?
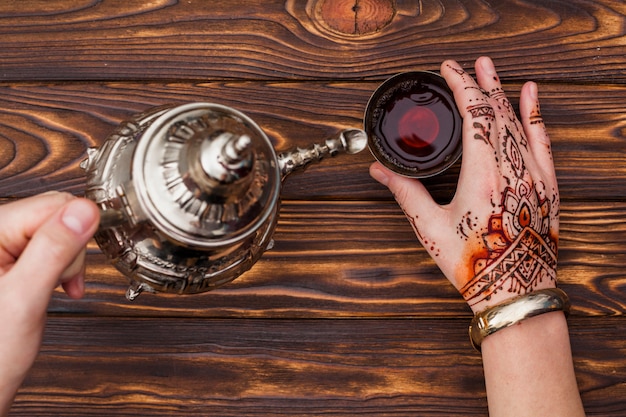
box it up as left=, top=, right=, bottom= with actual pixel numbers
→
left=370, top=56, right=559, bottom=314
left=371, top=57, right=585, bottom=416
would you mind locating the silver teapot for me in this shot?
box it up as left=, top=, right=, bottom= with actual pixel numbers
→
left=81, top=103, right=366, bottom=300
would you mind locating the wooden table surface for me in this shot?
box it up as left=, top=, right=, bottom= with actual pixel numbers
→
left=1, top=1, right=625, bottom=415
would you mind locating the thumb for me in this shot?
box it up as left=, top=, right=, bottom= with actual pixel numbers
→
left=7, top=198, right=99, bottom=311
left=370, top=162, right=443, bottom=241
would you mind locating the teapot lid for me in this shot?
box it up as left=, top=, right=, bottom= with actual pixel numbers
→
left=131, top=102, right=280, bottom=248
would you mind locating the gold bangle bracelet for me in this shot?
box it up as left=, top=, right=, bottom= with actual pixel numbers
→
left=469, top=288, right=570, bottom=352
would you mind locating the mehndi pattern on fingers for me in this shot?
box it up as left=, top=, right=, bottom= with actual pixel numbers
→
left=530, top=102, right=545, bottom=125
left=472, top=121, right=493, bottom=146
left=468, top=104, right=496, bottom=119
left=502, top=126, right=526, bottom=180
left=528, top=99, right=552, bottom=149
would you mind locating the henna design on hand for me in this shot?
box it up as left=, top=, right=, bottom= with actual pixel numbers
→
left=473, top=121, right=492, bottom=146
left=488, top=87, right=519, bottom=125
left=447, top=64, right=468, bottom=78
left=460, top=145, right=558, bottom=307
left=501, top=126, right=526, bottom=180
left=461, top=226, right=557, bottom=307
left=405, top=212, right=440, bottom=258
left=457, top=211, right=479, bottom=241
left=452, top=69, right=558, bottom=308
left=529, top=100, right=551, bottom=144
left=530, top=102, right=544, bottom=125
left=468, top=104, right=496, bottom=119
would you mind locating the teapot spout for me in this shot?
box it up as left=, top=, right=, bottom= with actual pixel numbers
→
left=277, top=129, right=367, bottom=179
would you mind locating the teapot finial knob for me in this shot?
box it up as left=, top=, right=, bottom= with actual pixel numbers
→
left=187, top=131, right=256, bottom=201
left=200, top=132, right=253, bottom=183
left=222, top=134, right=252, bottom=166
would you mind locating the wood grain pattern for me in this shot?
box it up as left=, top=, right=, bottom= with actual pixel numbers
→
left=0, top=82, right=624, bottom=200
left=0, top=0, right=623, bottom=82
left=1, top=0, right=625, bottom=415
left=11, top=317, right=626, bottom=416
left=39, top=200, right=625, bottom=319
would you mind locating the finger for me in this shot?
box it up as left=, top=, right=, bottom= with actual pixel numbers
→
left=475, top=56, right=518, bottom=124
left=370, top=162, right=439, bottom=215
left=519, top=81, right=559, bottom=239
left=61, top=267, right=86, bottom=300
left=475, top=57, right=503, bottom=98
left=472, top=57, right=541, bottom=189
left=474, top=56, right=531, bottom=162
left=370, top=162, right=444, bottom=243
left=7, top=198, right=99, bottom=311
left=0, top=192, right=74, bottom=263
left=440, top=59, right=498, bottom=153
left=59, top=248, right=86, bottom=299
left=520, top=82, right=556, bottom=181
left=59, top=248, right=86, bottom=283
left=441, top=59, right=491, bottom=124
left=440, top=60, right=500, bottom=201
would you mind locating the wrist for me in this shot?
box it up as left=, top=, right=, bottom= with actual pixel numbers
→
left=480, top=310, right=585, bottom=417
left=481, top=308, right=568, bottom=352
left=468, top=287, right=570, bottom=352
left=468, top=280, right=558, bottom=314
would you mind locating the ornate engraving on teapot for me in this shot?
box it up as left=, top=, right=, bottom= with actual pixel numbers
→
left=82, top=102, right=366, bottom=300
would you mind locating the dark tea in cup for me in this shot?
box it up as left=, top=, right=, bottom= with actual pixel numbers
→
left=365, top=71, right=462, bottom=178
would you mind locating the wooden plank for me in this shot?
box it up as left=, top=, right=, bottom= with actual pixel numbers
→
left=1, top=2, right=623, bottom=416
left=0, top=0, right=623, bottom=82
left=42, top=200, right=626, bottom=318
left=0, top=82, right=624, bottom=201
left=9, top=316, right=626, bottom=416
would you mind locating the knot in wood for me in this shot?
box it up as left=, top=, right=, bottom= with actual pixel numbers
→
left=317, top=0, right=396, bottom=36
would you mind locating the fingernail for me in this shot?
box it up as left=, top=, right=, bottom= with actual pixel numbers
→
left=62, top=200, right=97, bottom=235
left=480, top=56, right=496, bottom=76
left=74, top=274, right=85, bottom=297
left=40, top=190, right=74, bottom=201
left=370, top=165, right=390, bottom=186
left=41, top=190, right=62, bottom=196
left=529, top=81, right=538, bottom=101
